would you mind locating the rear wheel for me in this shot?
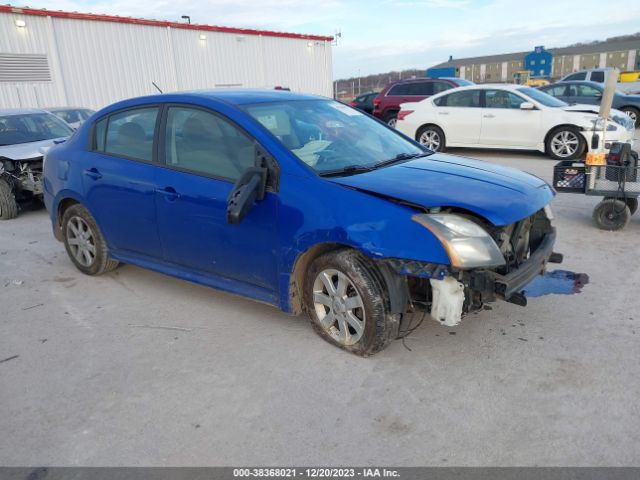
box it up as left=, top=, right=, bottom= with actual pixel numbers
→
left=416, top=125, right=446, bottom=152
left=620, top=106, right=639, bottom=128
left=592, top=199, right=631, bottom=231
left=0, top=178, right=18, bottom=220
left=304, top=249, right=399, bottom=356
left=384, top=112, right=398, bottom=128
left=546, top=126, right=585, bottom=160
left=605, top=196, right=638, bottom=216
left=62, top=204, right=119, bottom=275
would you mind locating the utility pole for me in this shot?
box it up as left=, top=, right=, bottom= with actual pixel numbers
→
left=358, top=69, right=361, bottom=95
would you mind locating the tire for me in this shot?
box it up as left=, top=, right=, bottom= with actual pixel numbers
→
left=546, top=126, right=585, bottom=160
left=61, top=204, right=119, bottom=275
left=304, top=249, right=400, bottom=356
left=620, top=106, right=639, bottom=128
left=0, top=178, right=19, bottom=220
left=416, top=125, right=446, bottom=152
left=605, top=196, right=638, bottom=215
left=384, top=112, right=398, bottom=128
left=592, top=199, right=631, bottom=231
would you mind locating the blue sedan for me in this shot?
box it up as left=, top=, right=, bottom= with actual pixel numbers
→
left=43, top=89, right=560, bottom=355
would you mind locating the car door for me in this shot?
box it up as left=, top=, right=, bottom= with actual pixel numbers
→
left=81, top=106, right=163, bottom=259
left=154, top=105, right=279, bottom=291
left=479, top=89, right=541, bottom=147
left=431, top=89, right=482, bottom=144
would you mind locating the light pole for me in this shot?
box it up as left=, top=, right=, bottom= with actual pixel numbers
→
left=181, top=15, right=191, bottom=24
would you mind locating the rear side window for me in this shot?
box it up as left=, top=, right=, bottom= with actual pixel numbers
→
left=542, top=85, right=567, bottom=97
left=409, top=82, right=434, bottom=96
left=433, top=82, right=452, bottom=94
left=387, top=84, right=410, bottom=96
left=94, top=107, right=159, bottom=162
left=435, top=90, right=481, bottom=107
left=590, top=71, right=605, bottom=82
left=565, top=72, right=587, bottom=81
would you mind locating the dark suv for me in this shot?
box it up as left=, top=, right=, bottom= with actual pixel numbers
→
left=373, top=77, right=473, bottom=126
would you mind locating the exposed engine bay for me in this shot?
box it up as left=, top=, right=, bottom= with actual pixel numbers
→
left=0, top=156, right=44, bottom=199
left=385, top=207, right=561, bottom=328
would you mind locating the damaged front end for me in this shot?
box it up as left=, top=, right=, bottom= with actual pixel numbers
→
left=381, top=207, right=562, bottom=327
left=0, top=156, right=44, bottom=200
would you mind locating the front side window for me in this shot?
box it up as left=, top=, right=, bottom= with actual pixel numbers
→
left=164, top=107, right=254, bottom=181
left=485, top=90, right=526, bottom=109
left=0, top=112, right=72, bottom=146
left=435, top=90, right=481, bottom=107
left=98, top=107, right=158, bottom=161
left=243, top=100, right=424, bottom=175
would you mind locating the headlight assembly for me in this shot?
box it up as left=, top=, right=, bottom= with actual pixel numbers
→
left=412, top=213, right=506, bottom=269
left=587, top=117, right=618, bottom=131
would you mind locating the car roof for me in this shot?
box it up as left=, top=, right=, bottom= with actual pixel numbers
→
left=0, top=108, right=50, bottom=116
left=46, top=107, right=94, bottom=111
left=178, top=88, right=324, bottom=105
left=437, top=83, right=527, bottom=91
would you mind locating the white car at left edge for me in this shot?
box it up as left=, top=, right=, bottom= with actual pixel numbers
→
left=395, top=83, right=635, bottom=160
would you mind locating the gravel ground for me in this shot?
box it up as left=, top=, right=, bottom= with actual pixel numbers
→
left=1, top=139, right=639, bottom=466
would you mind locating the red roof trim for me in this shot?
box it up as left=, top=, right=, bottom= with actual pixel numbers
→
left=0, top=4, right=334, bottom=41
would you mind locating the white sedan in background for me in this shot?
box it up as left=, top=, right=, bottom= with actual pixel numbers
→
left=395, top=84, right=635, bottom=160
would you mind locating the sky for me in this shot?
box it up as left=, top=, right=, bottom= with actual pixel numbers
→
left=25, top=0, right=640, bottom=79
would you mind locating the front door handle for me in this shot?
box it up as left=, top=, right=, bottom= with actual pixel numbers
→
left=83, top=168, right=102, bottom=180
left=156, top=186, right=181, bottom=201
left=483, top=114, right=495, bottom=118
left=438, top=111, right=449, bottom=115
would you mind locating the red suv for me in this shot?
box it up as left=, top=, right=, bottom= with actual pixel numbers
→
left=373, top=77, right=473, bottom=127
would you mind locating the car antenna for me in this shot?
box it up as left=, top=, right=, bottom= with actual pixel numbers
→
left=152, top=81, right=163, bottom=93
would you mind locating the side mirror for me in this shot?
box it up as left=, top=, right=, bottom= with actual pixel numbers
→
left=226, top=167, right=267, bottom=225
left=520, top=102, right=535, bottom=110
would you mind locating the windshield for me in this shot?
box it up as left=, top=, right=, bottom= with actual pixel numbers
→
left=517, top=87, right=568, bottom=108
left=243, top=100, right=426, bottom=175
left=0, top=113, right=73, bottom=146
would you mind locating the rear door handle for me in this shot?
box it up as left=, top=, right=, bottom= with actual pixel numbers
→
left=438, top=111, right=449, bottom=115
left=156, top=186, right=181, bottom=201
left=83, top=168, right=102, bottom=180
left=483, top=114, right=495, bottom=118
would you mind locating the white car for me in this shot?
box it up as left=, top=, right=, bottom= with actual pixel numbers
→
left=395, top=84, right=636, bottom=160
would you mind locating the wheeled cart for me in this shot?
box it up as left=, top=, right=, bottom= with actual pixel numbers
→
left=553, top=155, right=639, bottom=230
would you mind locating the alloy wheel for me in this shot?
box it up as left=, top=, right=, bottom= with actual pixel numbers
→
left=387, top=118, right=397, bottom=128
left=550, top=130, right=579, bottom=158
left=419, top=130, right=441, bottom=151
left=66, top=216, right=97, bottom=267
left=312, top=269, right=366, bottom=346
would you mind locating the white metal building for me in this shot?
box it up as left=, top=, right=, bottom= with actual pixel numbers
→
left=0, top=5, right=334, bottom=110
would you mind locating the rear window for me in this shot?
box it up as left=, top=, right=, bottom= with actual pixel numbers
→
left=565, top=72, right=587, bottom=81
left=590, top=71, right=605, bottom=82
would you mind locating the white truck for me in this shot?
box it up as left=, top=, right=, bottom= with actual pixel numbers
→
left=560, top=68, right=640, bottom=95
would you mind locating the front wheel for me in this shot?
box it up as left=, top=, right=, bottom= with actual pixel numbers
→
left=62, top=204, right=119, bottom=275
left=0, top=178, right=19, bottom=220
left=592, top=199, right=631, bottom=231
left=546, top=127, right=585, bottom=160
left=620, top=106, right=639, bottom=128
left=304, top=249, right=399, bottom=356
left=416, top=125, right=446, bottom=152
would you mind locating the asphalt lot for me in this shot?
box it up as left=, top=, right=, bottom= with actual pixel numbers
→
left=1, top=138, right=640, bottom=466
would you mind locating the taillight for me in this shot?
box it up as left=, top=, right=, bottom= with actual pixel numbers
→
left=349, top=101, right=357, bottom=107
left=397, top=110, right=414, bottom=121
left=373, top=98, right=381, bottom=107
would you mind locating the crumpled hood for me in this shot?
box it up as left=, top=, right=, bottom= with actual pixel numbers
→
left=330, top=154, right=554, bottom=226
left=0, top=138, right=64, bottom=161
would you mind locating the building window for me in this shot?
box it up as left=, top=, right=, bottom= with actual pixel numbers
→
left=530, top=60, right=536, bottom=66
left=540, top=59, right=545, bottom=64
